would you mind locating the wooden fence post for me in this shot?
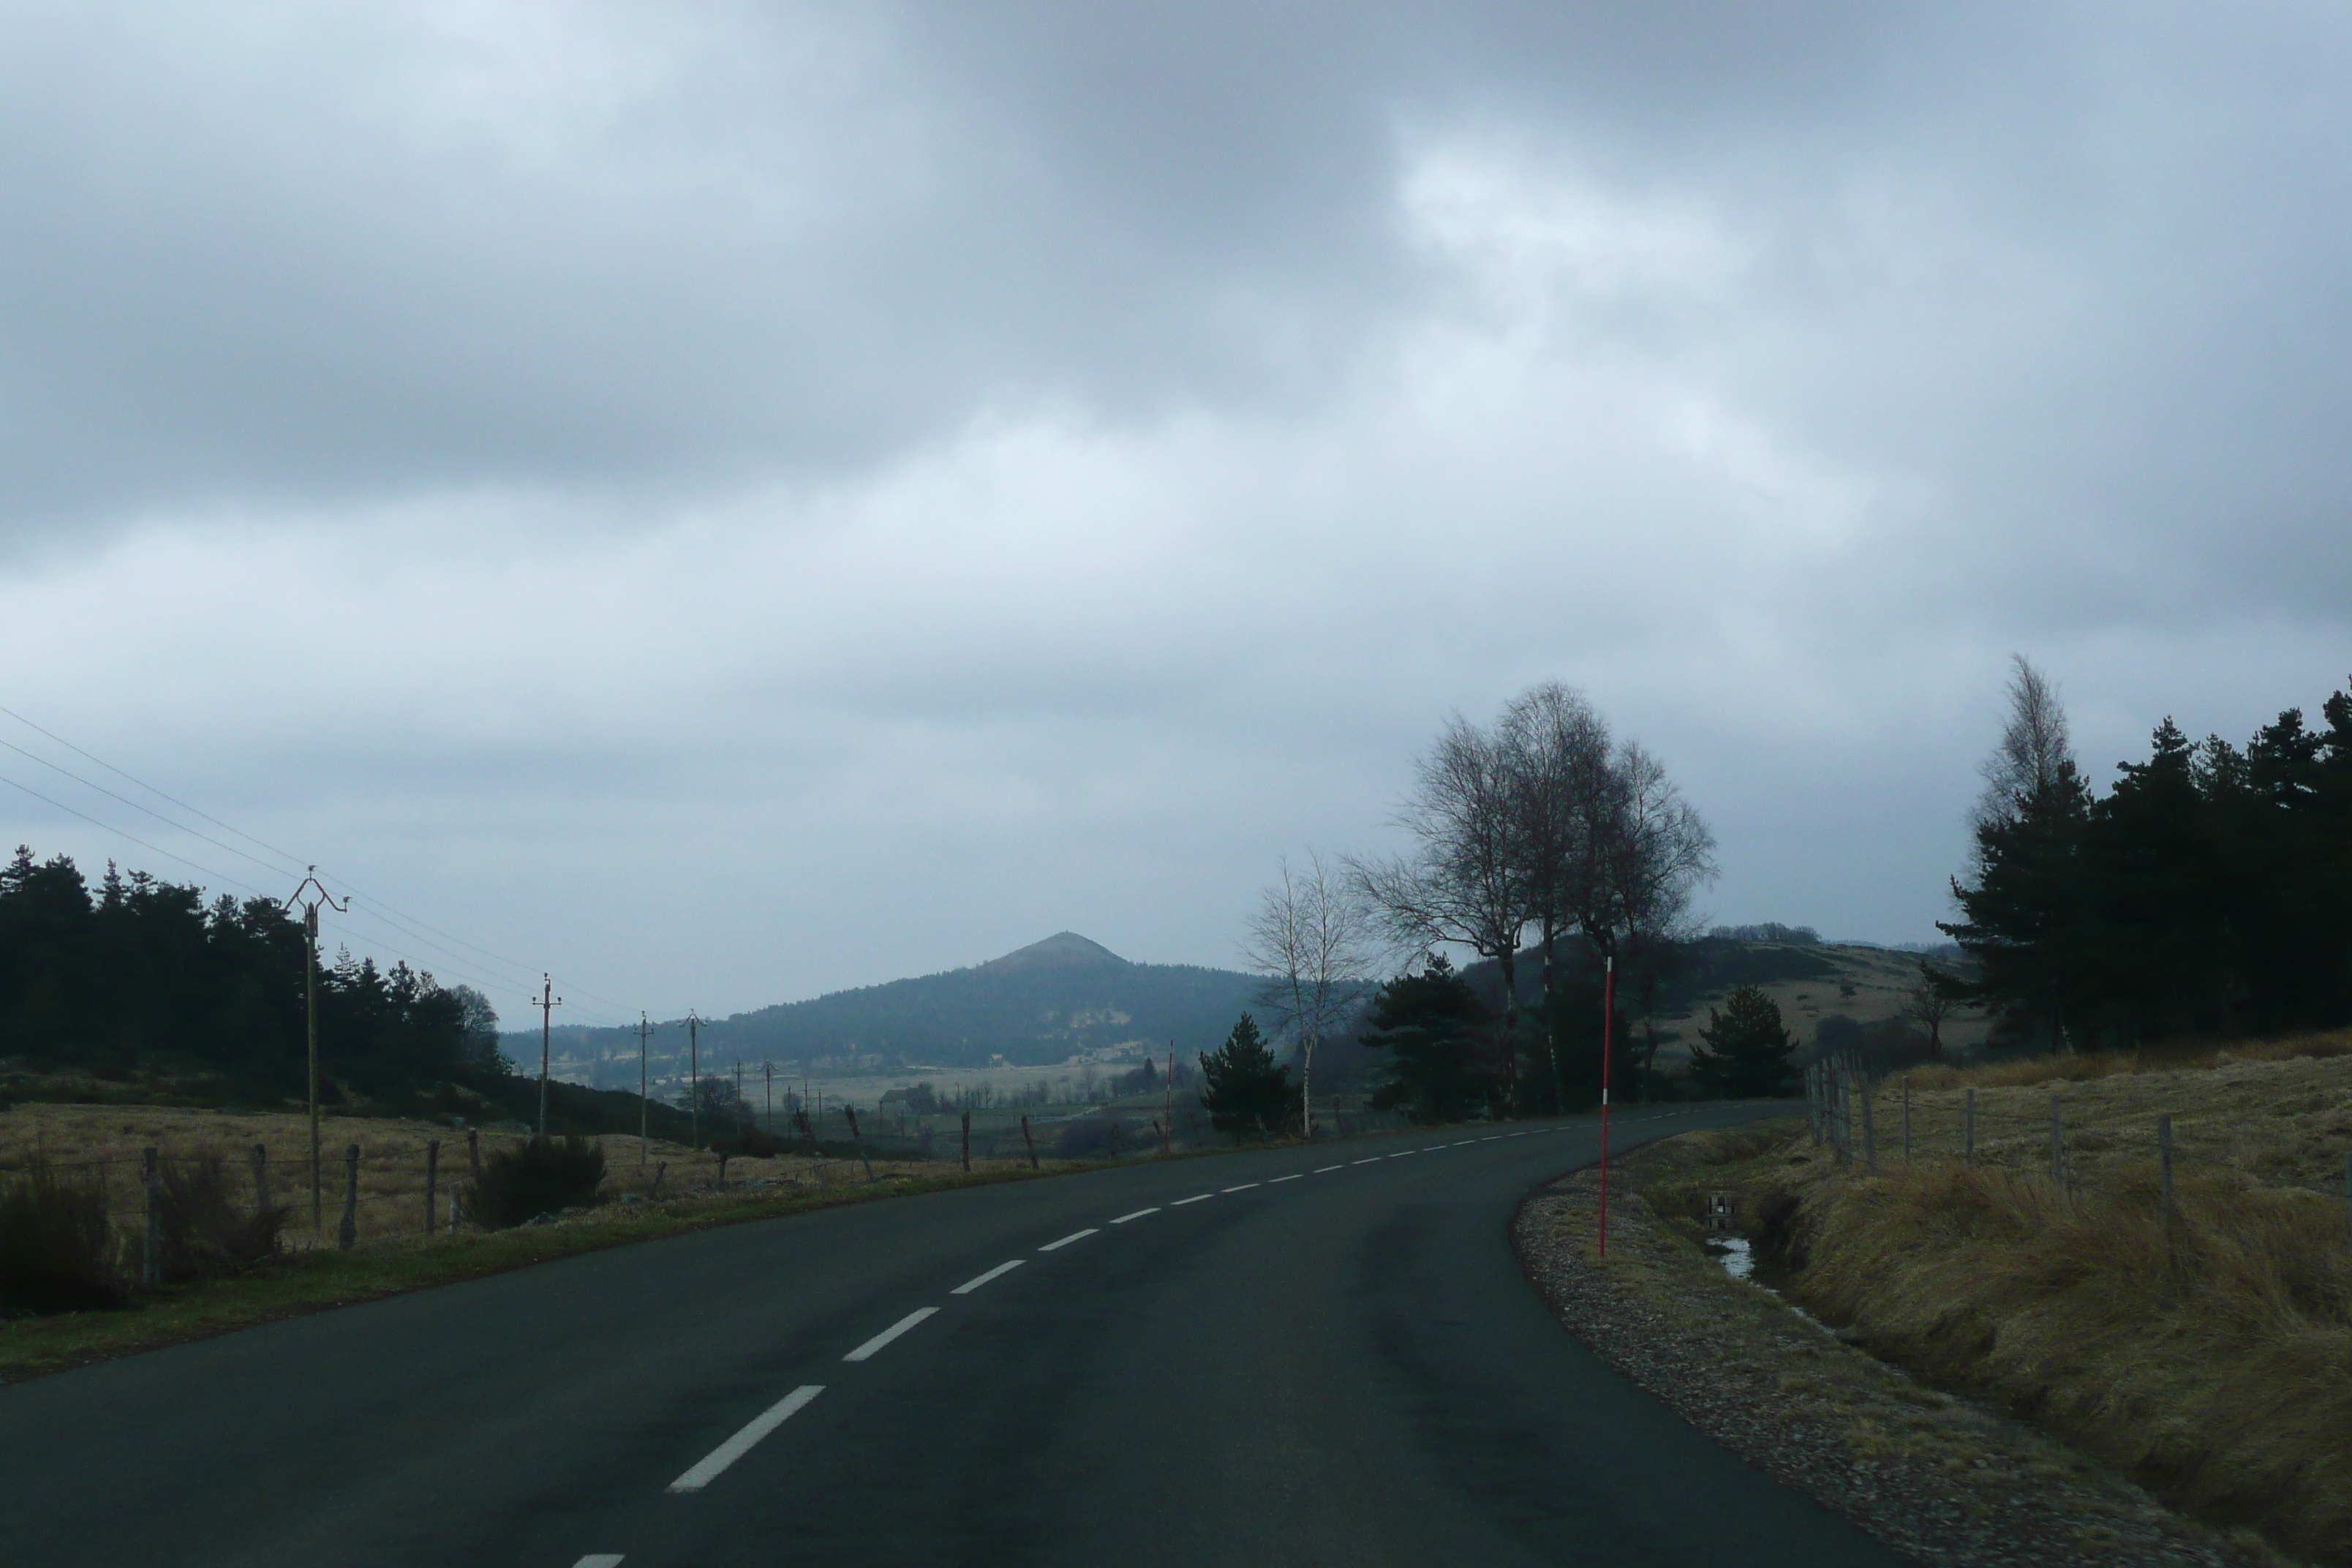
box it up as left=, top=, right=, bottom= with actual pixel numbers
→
left=141, top=1146, right=159, bottom=1288
left=423, top=1140, right=440, bottom=1237
left=960, top=1110, right=971, bottom=1173
left=845, top=1107, right=875, bottom=1183
left=2158, top=1115, right=2176, bottom=1270
left=1861, top=1079, right=1879, bottom=1175
left=1019, top=1115, right=1039, bottom=1169
left=2048, top=1093, right=2065, bottom=1192
left=338, top=1144, right=359, bottom=1251
left=250, top=1143, right=268, bottom=1217
left=467, top=1127, right=481, bottom=1183
left=1964, top=1088, right=1975, bottom=1166
left=1833, top=1066, right=1850, bottom=1168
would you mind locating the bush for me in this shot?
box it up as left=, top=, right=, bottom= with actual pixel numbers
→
left=468, top=1134, right=605, bottom=1228
left=0, top=1156, right=127, bottom=1312
left=712, top=1127, right=785, bottom=1158
left=1054, top=1118, right=1127, bottom=1159
left=154, top=1156, right=285, bottom=1281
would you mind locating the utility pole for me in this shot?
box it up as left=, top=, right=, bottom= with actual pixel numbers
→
left=533, top=975, right=564, bottom=1140
left=284, top=867, right=347, bottom=1235
left=1598, top=953, right=1616, bottom=1259
left=635, top=1012, right=652, bottom=1166
left=764, top=1061, right=773, bottom=1136
left=687, top=1010, right=702, bottom=1150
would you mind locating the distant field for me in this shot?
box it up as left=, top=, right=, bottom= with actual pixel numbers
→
left=0, top=1104, right=976, bottom=1251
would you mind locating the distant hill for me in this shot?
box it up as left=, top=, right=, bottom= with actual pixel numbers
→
left=520, top=933, right=1268, bottom=1087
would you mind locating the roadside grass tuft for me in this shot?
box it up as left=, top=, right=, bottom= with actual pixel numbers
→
left=0, top=1154, right=128, bottom=1312
left=1782, top=1156, right=2352, bottom=1562
left=154, top=1155, right=286, bottom=1282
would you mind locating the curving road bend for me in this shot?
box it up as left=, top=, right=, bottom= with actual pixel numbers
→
left=0, top=1104, right=1907, bottom=1567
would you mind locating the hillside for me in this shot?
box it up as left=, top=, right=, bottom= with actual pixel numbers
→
left=527, top=933, right=1267, bottom=1088
left=1450, top=936, right=1986, bottom=1069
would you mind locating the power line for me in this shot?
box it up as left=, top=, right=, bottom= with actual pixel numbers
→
left=0, top=703, right=309, bottom=869
left=0, top=735, right=304, bottom=883
left=0, top=702, right=634, bottom=1027
left=0, top=772, right=275, bottom=900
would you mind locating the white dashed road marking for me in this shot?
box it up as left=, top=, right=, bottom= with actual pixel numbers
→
left=950, top=1260, right=1025, bottom=1295
left=1039, top=1228, right=1099, bottom=1252
left=575, top=1557, right=625, bottom=1567
left=1313, top=1164, right=1343, bottom=1173
left=1109, top=1207, right=1160, bottom=1224
left=1267, top=1174, right=1302, bottom=1183
left=843, top=1309, right=938, bottom=1363
left=1353, top=1158, right=1381, bottom=1166
left=1172, top=1193, right=1215, bottom=1206
left=666, top=1386, right=824, bottom=1493
left=1221, top=1183, right=1261, bottom=1193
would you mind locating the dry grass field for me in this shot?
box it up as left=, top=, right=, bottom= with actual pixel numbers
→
left=0, top=1102, right=1006, bottom=1250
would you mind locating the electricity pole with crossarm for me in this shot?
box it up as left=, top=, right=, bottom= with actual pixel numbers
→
left=533, top=975, right=563, bottom=1139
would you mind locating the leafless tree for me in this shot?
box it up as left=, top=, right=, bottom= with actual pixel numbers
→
left=1239, top=851, right=1377, bottom=1141
left=1501, top=682, right=1613, bottom=1109
left=1975, top=655, right=2076, bottom=835
left=1575, top=739, right=1719, bottom=953
left=1904, top=962, right=1964, bottom=1060
left=1348, top=712, right=1536, bottom=1112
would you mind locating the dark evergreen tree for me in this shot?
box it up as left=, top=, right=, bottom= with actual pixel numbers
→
left=1541, top=967, right=1632, bottom=1112
left=1686, top=983, right=1796, bottom=1098
left=1358, top=955, right=1493, bottom=1123
left=1940, top=758, right=2097, bottom=1051
left=0, top=848, right=486, bottom=1100
left=1197, top=1013, right=1294, bottom=1139
left=1944, top=673, right=2352, bottom=1049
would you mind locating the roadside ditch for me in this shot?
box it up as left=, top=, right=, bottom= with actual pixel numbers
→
left=1515, top=1120, right=2315, bottom=1568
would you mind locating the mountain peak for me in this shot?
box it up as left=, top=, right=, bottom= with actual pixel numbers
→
left=980, top=931, right=1129, bottom=974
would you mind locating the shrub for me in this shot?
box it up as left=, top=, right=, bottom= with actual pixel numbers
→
left=1055, top=1118, right=1127, bottom=1159
left=0, top=1156, right=127, bottom=1312
left=468, top=1134, right=605, bottom=1228
left=154, top=1156, right=285, bottom=1281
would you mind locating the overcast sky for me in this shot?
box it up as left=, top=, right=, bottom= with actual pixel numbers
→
left=3, top=2, right=2348, bottom=1026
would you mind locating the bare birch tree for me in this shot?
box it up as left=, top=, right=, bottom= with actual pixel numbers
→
left=1578, top=739, right=1718, bottom=952
left=1239, top=851, right=1376, bottom=1140
left=1348, top=712, right=1536, bottom=1114
left=1501, top=683, right=1613, bottom=1111
left=1975, top=655, right=2076, bottom=836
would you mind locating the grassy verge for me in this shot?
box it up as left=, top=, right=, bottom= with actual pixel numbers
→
left=1653, top=1046, right=2352, bottom=1568
left=1526, top=1123, right=2289, bottom=1567
left=0, top=1164, right=1052, bottom=1385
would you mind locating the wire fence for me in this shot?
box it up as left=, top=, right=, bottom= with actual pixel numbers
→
left=0, top=1095, right=1425, bottom=1287
left=1799, top=1053, right=2352, bottom=1240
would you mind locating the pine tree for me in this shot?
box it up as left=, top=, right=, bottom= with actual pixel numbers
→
left=1198, top=1013, right=1294, bottom=1139
left=1359, top=955, right=1493, bottom=1123
left=1686, top=984, right=1795, bottom=1098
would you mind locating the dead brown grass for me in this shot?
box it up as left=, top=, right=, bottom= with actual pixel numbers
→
left=1746, top=1032, right=2352, bottom=1564
left=1858, top=1046, right=2352, bottom=1194
left=0, top=1103, right=1009, bottom=1249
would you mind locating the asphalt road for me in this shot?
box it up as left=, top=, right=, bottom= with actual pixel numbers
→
left=0, top=1104, right=1910, bottom=1567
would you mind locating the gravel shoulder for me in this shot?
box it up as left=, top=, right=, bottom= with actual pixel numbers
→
left=1514, top=1126, right=2300, bottom=1568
